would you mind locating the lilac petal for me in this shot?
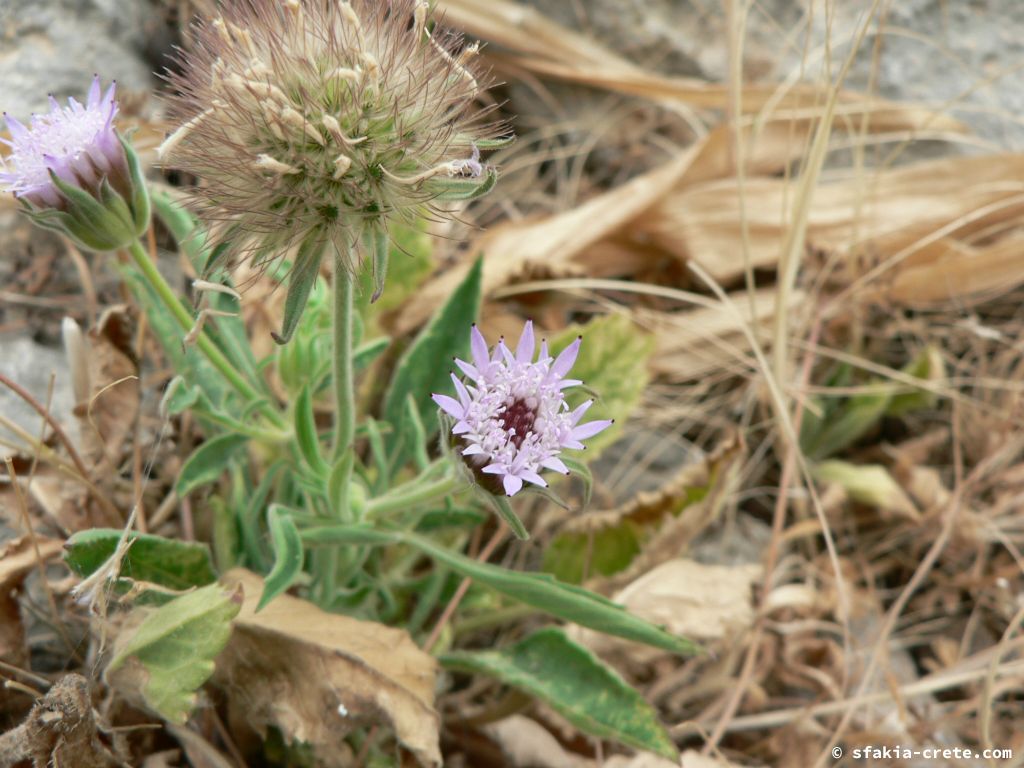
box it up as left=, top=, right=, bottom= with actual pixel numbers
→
left=48, top=95, right=61, bottom=112
left=568, top=399, right=594, bottom=425
left=432, top=394, right=464, bottom=419
left=551, top=337, right=581, bottom=379
left=462, top=444, right=486, bottom=456
left=4, top=114, right=30, bottom=143
left=541, top=456, right=569, bottom=474
left=502, top=474, right=524, bottom=496
left=558, top=378, right=583, bottom=390
left=515, top=320, right=535, bottom=363
left=498, top=340, right=514, bottom=365
left=539, top=339, right=550, bottom=362
left=454, top=358, right=479, bottom=380
left=452, top=421, right=471, bottom=435
left=481, top=464, right=506, bottom=475
left=452, top=374, right=472, bottom=407
left=519, top=469, right=547, bottom=487
left=470, top=324, right=489, bottom=370
left=571, top=419, right=613, bottom=441
left=87, top=76, right=101, bottom=108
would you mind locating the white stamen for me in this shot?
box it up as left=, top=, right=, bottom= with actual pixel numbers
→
left=158, top=108, right=215, bottom=160
left=256, top=154, right=301, bottom=175
left=322, top=115, right=367, bottom=146
left=332, top=154, right=352, bottom=179
left=193, top=280, right=241, bottom=300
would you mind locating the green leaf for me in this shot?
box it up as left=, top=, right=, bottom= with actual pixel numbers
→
left=64, top=529, right=217, bottom=590
left=300, top=525, right=700, bottom=656
left=425, top=167, right=498, bottom=201
left=273, top=234, right=327, bottom=345
left=486, top=493, right=530, bottom=541
left=106, top=583, right=241, bottom=723
left=383, top=256, right=482, bottom=469
left=294, top=385, right=328, bottom=478
left=160, top=376, right=200, bottom=416
left=441, top=628, right=678, bottom=760
left=358, top=221, right=434, bottom=315
left=560, top=455, right=594, bottom=510
left=550, top=314, right=655, bottom=457
left=176, top=433, right=250, bottom=496
left=258, top=506, right=305, bottom=611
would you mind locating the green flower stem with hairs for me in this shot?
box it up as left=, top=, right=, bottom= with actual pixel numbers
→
left=126, top=239, right=286, bottom=431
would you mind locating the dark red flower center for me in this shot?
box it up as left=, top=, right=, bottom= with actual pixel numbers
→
left=499, top=397, right=537, bottom=448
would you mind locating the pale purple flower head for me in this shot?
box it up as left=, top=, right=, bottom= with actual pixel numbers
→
left=1, top=75, right=124, bottom=208
left=432, top=321, right=613, bottom=497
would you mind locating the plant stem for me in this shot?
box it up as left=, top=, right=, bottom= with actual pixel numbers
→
left=332, top=249, right=356, bottom=465
left=317, top=246, right=357, bottom=608
left=366, top=474, right=461, bottom=518
left=125, top=239, right=285, bottom=428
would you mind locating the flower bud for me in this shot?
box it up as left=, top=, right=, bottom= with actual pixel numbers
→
left=0, top=76, right=150, bottom=252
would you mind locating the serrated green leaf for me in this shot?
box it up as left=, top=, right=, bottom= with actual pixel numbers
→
left=176, top=433, right=250, bottom=496
left=441, top=628, right=678, bottom=760
left=550, top=314, right=655, bottom=457
left=300, top=525, right=700, bottom=655
left=258, top=506, right=304, bottom=611
left=383, top=256, right=482, bottom=469
left=106, top=583, right=241, bottom=723
left=64, top=529, right=217, bottom=590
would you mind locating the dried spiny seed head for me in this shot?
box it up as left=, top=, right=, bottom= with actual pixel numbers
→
left=160, top=0, right=502, bottom=283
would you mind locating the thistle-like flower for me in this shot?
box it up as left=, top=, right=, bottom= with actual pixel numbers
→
left=432, top=321, right=613, bottom=497
left=160, top=0, right=502, bottom=340
left=0, top=76, right=149, bottom=251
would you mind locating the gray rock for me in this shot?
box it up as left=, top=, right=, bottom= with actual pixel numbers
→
left=0, top=335, right=76, bottom=448
left=517, top=0, right=1024, bottom=149
left=0, top=0, right=160, bottom=119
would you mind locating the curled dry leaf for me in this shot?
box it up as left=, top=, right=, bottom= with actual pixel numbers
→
left=482, top=715, right=594, bottom=768
left=437, top=0, right=965, bottom=129
left=215, top=568, right=441, bottom=768
left=603, top=750, right=740, bottom=768
left=572, top=559, right=761, bottom=670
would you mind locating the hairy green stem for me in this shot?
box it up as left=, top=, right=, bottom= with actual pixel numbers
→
left=316, top=246, right=358, bottom=607
left=332, top=250, right=356, bottom=465
left=126, top=239, right=285, bottom=429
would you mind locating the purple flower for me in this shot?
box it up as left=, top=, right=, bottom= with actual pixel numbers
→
left=0, top=76, right=149, bottom=251
left=1, top=76, right=123, bottom=207
left=432, top=321, right=613, bottom=497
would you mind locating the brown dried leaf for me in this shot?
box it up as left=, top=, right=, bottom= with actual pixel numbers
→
left=215, top=569, right=441, bottom=768
left=74, top=306, right=140, bottom=471
left=572, top=560, right=760, bottom=672
left=0, top=535, right=64, bottom=667
left=638, top=153, right=1024, bottom=302
left=438, top=0, right=964, bottom=130
left=482, top=716, right=594, bottom=768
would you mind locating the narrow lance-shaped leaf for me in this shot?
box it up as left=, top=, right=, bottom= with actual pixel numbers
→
left=441, top=628, right=678, bottom=760
left=273, top=234, right=326, bottom=345
left=258, top=505, right=305, bottom=611
left=383, top=256, right=483, bottom=469
left=299, top=524, right=700, bottom=655
left=176, top=433, right=250, bottom=496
